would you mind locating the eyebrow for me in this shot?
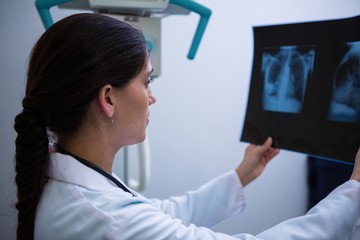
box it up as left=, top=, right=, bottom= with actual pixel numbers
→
left=148, top=68, right=154, bottom=76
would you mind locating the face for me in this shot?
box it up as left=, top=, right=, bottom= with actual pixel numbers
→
left=113, top=59, right=156, bottom=146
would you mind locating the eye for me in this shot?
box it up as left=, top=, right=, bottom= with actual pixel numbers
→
left=145, top=76, right=155, bottom=88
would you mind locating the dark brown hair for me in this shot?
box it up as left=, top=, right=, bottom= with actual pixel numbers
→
left=14, top=13, right=147, bottom=239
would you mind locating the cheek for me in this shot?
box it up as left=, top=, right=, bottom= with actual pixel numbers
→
left=134, top=91, right=149, bottom=117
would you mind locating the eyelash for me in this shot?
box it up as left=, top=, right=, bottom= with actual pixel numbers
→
left=146, top=76, right=155, bottom=87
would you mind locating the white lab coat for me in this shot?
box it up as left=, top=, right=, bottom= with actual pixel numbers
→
left=35, top=152, right=360, bottom=240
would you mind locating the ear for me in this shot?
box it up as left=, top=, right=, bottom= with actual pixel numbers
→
left=98, top=84, right=115, bottom=118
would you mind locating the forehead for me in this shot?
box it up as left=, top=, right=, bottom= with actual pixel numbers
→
left=143, top=58, right=152, bottom=73
left=130, top=58, right=152, bottom=83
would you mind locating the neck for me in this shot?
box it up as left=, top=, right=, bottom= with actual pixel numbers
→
left=57, top=101, right=125, bottom=174
left=58, top=130, right=116, bottom=174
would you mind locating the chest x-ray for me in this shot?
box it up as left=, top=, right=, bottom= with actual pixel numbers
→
left=328, top=41, right=360, bottom=123
left=262, top=46, right=315, bottom=113
left=241, top=15, right=360, bottom=164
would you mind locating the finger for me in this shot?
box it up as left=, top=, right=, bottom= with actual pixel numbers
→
left=267, top=148, right=280, bottom=160
left=258, top=137, right=273, bottom=153
left=262, top=148, right=280, bottom=163
left=245, top=144, right=256, bottom=153
left=247, top=144, right=256, bottom=149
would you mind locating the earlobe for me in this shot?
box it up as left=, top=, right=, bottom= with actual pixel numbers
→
left=98, top=84, right=115, bottom=118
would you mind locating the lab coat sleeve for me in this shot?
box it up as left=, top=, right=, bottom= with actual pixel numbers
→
left=149, top=170, right=246, bottom=227
left=351, top=208, right=360, bottom=240
left=255, top=179, right=360, bottom=240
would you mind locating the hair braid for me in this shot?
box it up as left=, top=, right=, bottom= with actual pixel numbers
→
left=14, top=111, right=49, bottom=240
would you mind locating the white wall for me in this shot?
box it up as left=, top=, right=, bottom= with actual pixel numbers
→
left=0, top=0, right=359, bottom=239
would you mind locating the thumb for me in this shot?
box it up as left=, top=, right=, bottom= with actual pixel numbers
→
left=258, top=137, right=273, bottom=152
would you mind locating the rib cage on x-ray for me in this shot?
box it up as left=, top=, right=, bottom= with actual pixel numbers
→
left=328, top=41, right=360, bottom=123
left=261, top=46, right=315, bottom=113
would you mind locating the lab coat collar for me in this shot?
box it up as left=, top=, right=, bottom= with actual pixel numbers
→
left=46, top=152, right=125, bottom=192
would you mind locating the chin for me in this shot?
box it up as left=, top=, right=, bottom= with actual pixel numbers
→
left=129, top=132, right=147, bottom=145
left=138, top=133, right=147, bottom=143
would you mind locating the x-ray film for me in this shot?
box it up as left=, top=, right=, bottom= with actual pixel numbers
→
left=241, top=15, right=360, bottom=164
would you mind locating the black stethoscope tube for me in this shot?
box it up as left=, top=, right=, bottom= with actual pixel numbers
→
left=56, top=145, right=135, bottom=197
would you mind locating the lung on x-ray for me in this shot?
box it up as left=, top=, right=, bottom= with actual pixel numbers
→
left=328, top=41, right=360, bottom=123
left=241, top=15, right=360, bottom=164
left=262, top=46, right=315, bottom=113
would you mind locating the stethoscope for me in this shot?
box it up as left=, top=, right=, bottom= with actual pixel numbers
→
left=56, top=145, right=135, bottom=197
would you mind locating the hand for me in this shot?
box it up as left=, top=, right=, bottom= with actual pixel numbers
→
left=236, top=137, right=280, bottom=187
left=350, top=147, right=360, bottom=182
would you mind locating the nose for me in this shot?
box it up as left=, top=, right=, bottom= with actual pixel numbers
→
left=148, top=88, right=156, bottom=105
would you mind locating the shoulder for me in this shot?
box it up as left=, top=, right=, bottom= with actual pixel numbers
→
left=40, top=179, right=151, bottom=215
left=35, top=179, right=154, bottom=239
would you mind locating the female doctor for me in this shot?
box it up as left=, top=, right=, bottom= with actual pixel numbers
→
left=14, top=13, right=360, bottom=240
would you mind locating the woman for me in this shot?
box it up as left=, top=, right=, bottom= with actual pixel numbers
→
left=14, top=13, right=360, bottom=240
